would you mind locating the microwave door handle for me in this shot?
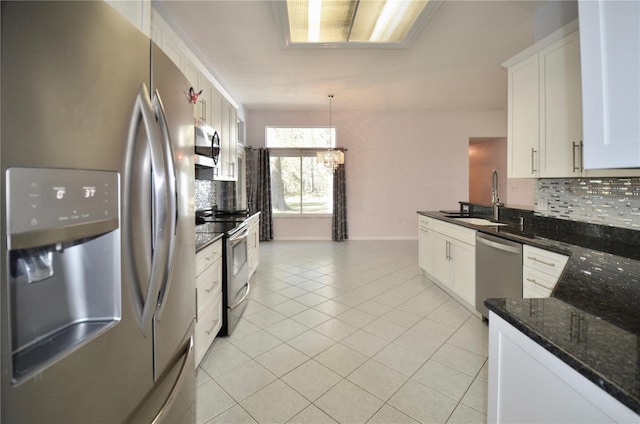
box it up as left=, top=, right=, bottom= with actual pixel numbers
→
left=152, top=89, right=178, bottom=321
left=123, top=83, right=170, bottom=336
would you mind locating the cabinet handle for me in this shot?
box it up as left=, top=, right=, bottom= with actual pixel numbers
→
left=531, top=148, right=537, bottom=174
left=527, top=255, right=555, bottom=267
left=572, top=141, right=583, bottom=172
left=205, top=319, right=219, bottom=335
left=579, top=140, right=583, bottom=172
left=204, top=282, right=217, bottom=293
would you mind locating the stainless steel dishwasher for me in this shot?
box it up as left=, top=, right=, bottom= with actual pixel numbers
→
left=476, top=232, right=523, bottom=318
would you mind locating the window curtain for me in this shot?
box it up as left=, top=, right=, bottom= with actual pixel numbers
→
left=332, top=160, right=348, bottom=241
left=247, top=147, right=273, bottom=241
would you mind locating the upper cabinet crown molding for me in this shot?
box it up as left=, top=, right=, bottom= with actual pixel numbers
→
left=502, top=20, right=579, bottom=68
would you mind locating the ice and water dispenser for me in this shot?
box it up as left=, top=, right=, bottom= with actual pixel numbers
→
left=6, top=167, right=120, bottom=383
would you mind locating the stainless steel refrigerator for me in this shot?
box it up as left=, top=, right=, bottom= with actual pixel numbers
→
left=1, top=2, right=196, bottom=422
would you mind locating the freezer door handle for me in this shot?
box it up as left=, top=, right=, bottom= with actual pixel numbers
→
left=123, top=83, right=171, bottom=336
left=153, top=89, right=179, bottom=321
left=151, top=336, right=194, bottom=424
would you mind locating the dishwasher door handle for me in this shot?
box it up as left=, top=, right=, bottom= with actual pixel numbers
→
left=477, top=236, right=521, bottom=254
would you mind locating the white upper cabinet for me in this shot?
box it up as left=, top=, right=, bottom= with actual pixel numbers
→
left=507, top=55, right=540, bottom=178
left=539, top=31, right=584, bottom=177
left=505, top=22, right=583, bottom=178
left=579, top=0, right=640, bottom=169
left=151, top=7, right=240, bottom=181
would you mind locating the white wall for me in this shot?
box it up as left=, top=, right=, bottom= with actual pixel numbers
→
left=246, top=109, right=507, bottom=240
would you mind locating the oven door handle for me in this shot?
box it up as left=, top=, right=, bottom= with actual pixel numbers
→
left=229, top=281, right=250, bottom=311
left=229, top=228, right=249, bottom=246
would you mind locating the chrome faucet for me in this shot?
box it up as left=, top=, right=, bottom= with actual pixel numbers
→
left=491, top=169, right=503, bottom=220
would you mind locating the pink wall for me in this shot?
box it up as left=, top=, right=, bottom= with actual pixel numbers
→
left=468, top=138, right=507, bottom=205
left=246, top=109, right=507, bottom=240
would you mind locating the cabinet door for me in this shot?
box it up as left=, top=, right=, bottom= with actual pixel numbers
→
left=432, top=232, right=453, bottom=290
left=451, top=240, right=475, bottom=306
left=418, top=219, right=434, bottom=274
left=210, top=88, right=223, bottom=133
left=197, top=74, right=212, bottom=125
left=218, top=97, right=231, bottom=179
left=579, top=0, right=640, bottom=169
left=539, top=31, right=583, bottom=177
left=228, top=105, right=238, bottom=180
left=488, top=313, right=638, bottom=423
left=508, top=55, right=540, bottom=178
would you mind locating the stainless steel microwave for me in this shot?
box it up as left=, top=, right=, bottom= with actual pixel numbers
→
left=195, top=122, right=220, bottom=165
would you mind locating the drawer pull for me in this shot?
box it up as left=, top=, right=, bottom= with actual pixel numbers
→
left=204, top=283, right=217, bottom=294
left=205, top=319, right=219, bottom=335
left=526, top=277, right=538, bottom=284
left=527, top=255, right=555, bottom=267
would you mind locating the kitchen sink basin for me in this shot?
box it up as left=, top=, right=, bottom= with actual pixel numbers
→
left=451, top=217, right=508, bottom=226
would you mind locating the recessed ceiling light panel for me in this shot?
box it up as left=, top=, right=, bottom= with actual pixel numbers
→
left=277, top=0, right=439, bottom=48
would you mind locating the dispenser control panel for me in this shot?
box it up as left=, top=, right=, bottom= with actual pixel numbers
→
left=6, top=167, right=119, bottom=235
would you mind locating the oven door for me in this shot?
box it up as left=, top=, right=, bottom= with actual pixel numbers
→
left=226, top=226, right=250, bottom=334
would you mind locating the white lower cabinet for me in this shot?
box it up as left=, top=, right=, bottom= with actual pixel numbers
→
left=195, top=239, right=223, bottom=366
left=418, top=215, right=476, bottom=311
left=418, top=215, right=434, bottom=273
left=246, top=213, right=260, bottom=279
left=522, top=245, right=568, bottom=298
left=488, top=312, right=638, bottom=423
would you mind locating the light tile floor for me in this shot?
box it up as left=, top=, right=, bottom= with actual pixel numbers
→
left=197, top=240, right=488, bottom=424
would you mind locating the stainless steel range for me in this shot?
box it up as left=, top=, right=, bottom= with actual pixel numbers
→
left=196, top=209, right=251, bottom=336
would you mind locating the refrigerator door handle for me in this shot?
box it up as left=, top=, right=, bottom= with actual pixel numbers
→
left=124, top=83, right=171, bottom=336
left=150, top=336, right=194, bottom=424
left=152, top=89, right=178, bottom=321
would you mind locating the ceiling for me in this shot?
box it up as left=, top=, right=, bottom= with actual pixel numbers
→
left=156, top=1, right=548, bottom=112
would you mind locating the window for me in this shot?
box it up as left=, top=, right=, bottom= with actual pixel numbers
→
left=266, top=127, right=335, bottom=215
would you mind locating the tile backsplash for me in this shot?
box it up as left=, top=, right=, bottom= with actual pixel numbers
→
left=195, top=179, right=216, bottom=210
left=535, top=178, right=640, bottom=229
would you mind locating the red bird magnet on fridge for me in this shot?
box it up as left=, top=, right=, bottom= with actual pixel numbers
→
left=189, top=87, right=203, bottom=104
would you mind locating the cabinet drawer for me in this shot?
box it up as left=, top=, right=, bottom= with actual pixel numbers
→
left=196, top=257, right=222, bottom=317
left=523, top=280, right=552, bottom=298
left=432, top=219, right=476, bottom=246
left=196, top=239, right=222, bottom=277
left=195, top=290, right=222, bottom=366
left=418, top=215, right=434, bottom=230
left=523, top=267, right=556, bottom=298
left=523, top=266, right=559, bottom=291
left=523, top=245, right=568, bottom=278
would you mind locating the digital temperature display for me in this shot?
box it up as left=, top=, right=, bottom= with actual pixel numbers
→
left=51, top=186, right=97, bottom=200
left=83, top=186, right=97, bottom=198
left=6, top=167, right=119, bottom=239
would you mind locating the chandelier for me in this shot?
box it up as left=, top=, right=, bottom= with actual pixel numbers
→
left=316, top=94, right=344, bottom=173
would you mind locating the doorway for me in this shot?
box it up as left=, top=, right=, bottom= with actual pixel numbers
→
left=468, top=137, right=507, bottom=205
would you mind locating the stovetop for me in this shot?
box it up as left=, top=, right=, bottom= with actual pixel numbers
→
left=195, top=208, right=250, bottom=238
left=195, top=208, right=249, bottom=225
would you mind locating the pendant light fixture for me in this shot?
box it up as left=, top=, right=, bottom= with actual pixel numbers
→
left=316, top=94, right=344, bottom=173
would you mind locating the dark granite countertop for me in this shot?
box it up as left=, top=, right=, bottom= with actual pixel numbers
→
left=417, top=208, right=640, bottom=413
left=486, top=297, right=640, bottom=414
left=195, top=230, right=224, bottom=252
